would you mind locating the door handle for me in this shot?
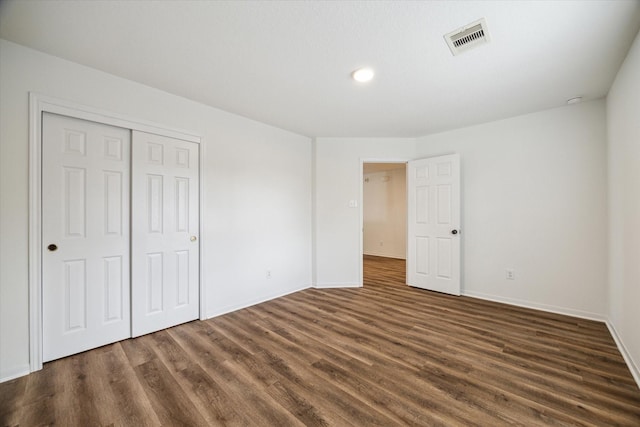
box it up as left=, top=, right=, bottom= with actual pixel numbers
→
left=451, top=230, right=459, bottom=235
left=47, top=244, right=58, bottom=252
left=190, top=236, right=197, bottom=242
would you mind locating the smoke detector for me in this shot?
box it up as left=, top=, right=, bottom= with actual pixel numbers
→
left=444, top=18, right=490, bottom=56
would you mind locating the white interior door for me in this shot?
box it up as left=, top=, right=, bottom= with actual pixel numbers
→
left=42, top=113, right=131, bottom=361
left=407, top=154, right=461, bottom=295
left=131, top=131, right=200, bottom=337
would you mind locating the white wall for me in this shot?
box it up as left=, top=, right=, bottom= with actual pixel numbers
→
left=0, top=40, right=312, bottom=381
left=314, top=138, right=415, bottom=286
left=416, top=101, right=608, bottom=319
left=607, top=30, right=640, bottom=384
left=363, top=168, right=407, bottom=259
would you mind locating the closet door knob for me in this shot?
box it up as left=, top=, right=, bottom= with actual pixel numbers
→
left=190, top=236, right=197, bottom=242
left=47, top=244, right=58, bottom=252
left=451, top=230, right=458, bottom=235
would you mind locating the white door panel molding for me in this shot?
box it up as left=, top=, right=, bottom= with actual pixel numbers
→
left=407, top=154, right=461, bottom=295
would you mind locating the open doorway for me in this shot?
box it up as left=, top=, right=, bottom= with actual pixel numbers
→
left=362, top=162, right=407, bottom=287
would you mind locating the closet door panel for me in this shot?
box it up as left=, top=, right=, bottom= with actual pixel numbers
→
left=131, top=131, right=200, bottom=337
left=42, top=113, right=131, bottom=362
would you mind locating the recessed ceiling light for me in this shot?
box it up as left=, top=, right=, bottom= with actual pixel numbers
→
left=567, top=96, right=583, bottom=105
left=352, top=68, right=374, bottom=83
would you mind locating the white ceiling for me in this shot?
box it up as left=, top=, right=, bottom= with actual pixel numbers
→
left=1, top=1, right=639, bottom=138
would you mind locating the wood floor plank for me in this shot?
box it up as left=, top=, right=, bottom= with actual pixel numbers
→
left=2, top=254, right=639, bottom=426
left=97, top=344, right=161, bottom=426
left=265, top=379, right=334, bottom=427
left=171, top=320, right=310, bottom=426
left=49, top=351, right=103, bottom=426
left=0, top=375, right=27, bottom=426
left=134, top=358, right=209, bottom=427
left=167, top=323, right=256, bottom=426
left=171, top=361, right=248, bottom=426
left=120, top=334, right=158, bottom=368
left=7, top=364, right=62, bottom=426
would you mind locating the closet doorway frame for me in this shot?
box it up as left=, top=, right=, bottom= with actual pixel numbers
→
left=28, top=93, right=206, bottom=373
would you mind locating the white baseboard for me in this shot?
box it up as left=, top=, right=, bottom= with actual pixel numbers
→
left=363, top=251, right=406, bottom=260
left=313, top=282, right=362, bottom=289
left=606, top=320, right=640, bottom=389
left=462, top=290, right=606, bottom=322
left=1, top=363, right=30, bottom=383
left=206, top=285, right=310, bottom=319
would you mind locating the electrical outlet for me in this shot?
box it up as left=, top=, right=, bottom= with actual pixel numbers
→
left=506, top=269, right=515, bottom=280
left=266, top=270, right=272, bottom=279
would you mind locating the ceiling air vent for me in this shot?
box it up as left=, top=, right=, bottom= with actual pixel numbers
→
left=444, top=18, right=490, bottom=56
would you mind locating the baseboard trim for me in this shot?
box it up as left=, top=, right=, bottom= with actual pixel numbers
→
left=363, top=252, right=406, bottom=260
left=462, top=290, right=606, bottom=322
left=206, top=285, right=310, bottom=319
left=313, top=282, right=362, bottom=289
left=1, top=364, right=30, bottom=383
left=606, top=320, right=640, bottom=389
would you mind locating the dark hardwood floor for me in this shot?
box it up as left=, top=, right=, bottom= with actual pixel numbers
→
left=2, top=255, right=639, bottom=426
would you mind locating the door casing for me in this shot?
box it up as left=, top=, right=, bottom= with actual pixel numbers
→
left=359, top=155, right=462, bottom=291
left=359, top=158, right=410, bottom=286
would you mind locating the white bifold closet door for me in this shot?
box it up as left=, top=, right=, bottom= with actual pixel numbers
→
left=131, top=131, right=200, bottom=337
left=42, top=114, right=200, bottom=362
left=42, top=113, right=132, bottom=362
